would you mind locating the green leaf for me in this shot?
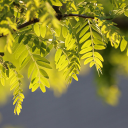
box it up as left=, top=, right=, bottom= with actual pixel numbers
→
left=23, top=36, right=30, bottom=45
left=79, top=25, right=89, bottom=38
left=74, top=22, right=80, bottom=28
left=1, top=77, right=5, bottom=86
left=79, top=32, right=91, bottom=44
left=18, top=34, right=25, bottom=43
left=34, top=23, right=40, bottom=37
left=40, top=77, right=50, bottom=88
left=94, top=52, right=104, bottom=62
left=31, top=83, right=39, bottom=92
left=67, top=38, right=76, bottom=50
left=39, top=68, right=49, bottom=78
left=81, top=52, right=93, bottom=59
left=19, top=56, right=31, bottom=70
left=65, top=33, right=72, bottom=47
left=81, top=40, right=92, bottom=49
left=55, top=26, right=61, bottom=37
left=93, top=38, right=105, bottom=45
left=15, top=44, right=26, bottom=59
left=94, top=57, right=103, bottom=67
left=31, top=69, right=38, bottom=81
left=37, top=61, right=52, bottom=69
left=50, top=0, right=62, bottom=6
left=80, top=46, right=93, bottom=54
left=89, top=61, right=95, bottom=67
left=55, top=49, right=62, bottom=63
left=29, top=78, right=39, bottom=89
left=120, top=38, right=127, bottom=52
left=124, top=9, right=128, bottom=17
left=40, top=24, right=46, bottom=38
left=58, top=60, right=68, bottom=71
left=72, top=74, right=78, bottom=81
left=13, top=96, right=19, bottom=105
left=57, top=54, right=66, bottom=69
left=28, top=62, right=35, bottom=78
left=10, top=82, right=18, bottom=91
left=19, top=50, right=28, bottom=65
left=62, top=26, right=68, bottom=38
left=40, top=83, right=46, bottom=93
left=45, top=44, right=53, bottom=56
left=10, top=76, right=17, bottom=85
left=84, top=57, right=93, bottom=65
left=33, top=54, right=50, bottom=63
left=76, top=21, right=88, bottom=34
left=94, top=45, right=106, bottom=50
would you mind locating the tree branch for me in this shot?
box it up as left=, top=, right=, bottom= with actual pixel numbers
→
left=0, top=13, right=94, bottom=38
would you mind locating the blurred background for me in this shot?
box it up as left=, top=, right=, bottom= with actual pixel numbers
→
left=1, top=0, right=128, bottom=128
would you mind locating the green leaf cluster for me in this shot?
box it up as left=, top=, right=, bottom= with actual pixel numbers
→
left=0, top=0, right=128, bottom=114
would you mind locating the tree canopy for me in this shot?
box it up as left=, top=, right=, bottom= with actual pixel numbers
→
left=0, top=0, right=128, bottom=115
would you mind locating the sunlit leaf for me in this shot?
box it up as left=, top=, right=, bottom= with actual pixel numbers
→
left=84, top=57, right=93, bottom=65
left=81, top=40, right=92, bottom=49
left=79, top=25, right=89, bottom=38
left=120, top=38, right=127, bottom=52
left=81, top=52, right=93, bottom=59
left=80, top=46, right=93, bottom=54
left=40, top=83, right=46, bottom=93
left=34, top=23, right=40, bottom=37
left=39, top=68, right=49, bottom=78
left=28, top=62, right=35, bottom=78
left=62, top=26, right=68, bottom=38
left=37, top=61, right=52, bottom=69
left=55, top=49, right=62, bottom=63
left=79, top=32, right=91, bottom=44
left=40, top=77, right=50, bottom=88
left=40, top=24, right=46, bottom=38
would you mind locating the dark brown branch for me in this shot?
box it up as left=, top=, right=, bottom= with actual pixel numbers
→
left=0, top=13, right=94, bottom=38
left=17, top=14, right=94, bottom=29
left=17, top=18, right=39, bottom=29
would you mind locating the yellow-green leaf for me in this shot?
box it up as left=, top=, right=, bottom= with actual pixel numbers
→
left=40, top=77, right=50, bottom=88
left=94, top=57, right=103, bottom=67
left=55, top=49, right=62, bottom=63
left=94, top=52, right=104, bottom=62
left=124, top=9, right=128, bottom=17
left=1, top=77, right=5, bottom=86
left=40, top=83, right=46, bottom=93
left=94, top=45, right=106, bottom=50
left=39, top=69, right=49, bottom=78
left=62, top=26, right=68, bottom=38
left=32, top=83, right=39, bottom=92
left=90, top=61, right=95, bottom=67
left=72, top=74, right=78, bottom=81
left=80, top=46, right=93, bottom=54
left=37, top=61, right=52, bottom=69
left=28, top=62, right=35, bottom=78
left=34, top=23, right=40, bottom=37
left=79, top=25, right=89, bottom=38
left=81, top=40, right=92, bottom=49
left=79, top=32, right=90, bottom=44
left=120, top=38, right=127, bottom=52
left=81, top=52, right=93, bottom=59
left=40, top=24, right=46, bottom=38
left=84, top=57, right=93, bottom=65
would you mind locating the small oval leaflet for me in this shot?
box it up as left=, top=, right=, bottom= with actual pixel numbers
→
left=120, top=38, right=127, bottom=52
left=79, top=32, right=91, bottom=44
left=34, top=23, right=40, bottom=37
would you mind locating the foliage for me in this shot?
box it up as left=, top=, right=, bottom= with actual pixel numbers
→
left=0, top=0, right=128, bottom=115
